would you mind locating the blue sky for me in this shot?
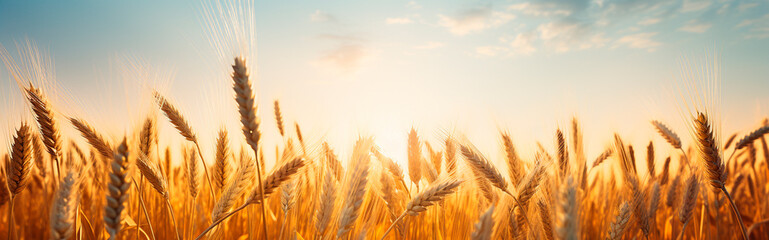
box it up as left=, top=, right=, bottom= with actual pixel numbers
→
left=1, top=0, right=768, bottom=167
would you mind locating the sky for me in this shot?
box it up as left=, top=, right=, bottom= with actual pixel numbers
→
left=1, top=0, right=768, bottom=170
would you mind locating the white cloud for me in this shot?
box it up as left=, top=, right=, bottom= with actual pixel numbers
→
left=678, top=21, right=712, bottom=33
left=737, top=14, right=769, bottom=39
left=508, top=3, right=571, bottom=17
left=509, top=32, right=537, bottom=55
left=386, top=17, right=413, bottom=25
left=414, top=41, right=445, bottom=49
left=638, top=18, right=661, bottom=26
left=438, top=8, right=515, bottom=35
left=681, top=0, right=711, bottom=13
left=406, top=1, right=421, bottom=9
left=475, top=46, right=508, bottom=57
left=737, top=2, right=759, bottom=12
left=737, top=14, right=769, bottom=27
left=616, top=32, right=661, bottom=51
left=311, top=10, right=336, bottom=22
left=315, top=44, right=369, bottom=74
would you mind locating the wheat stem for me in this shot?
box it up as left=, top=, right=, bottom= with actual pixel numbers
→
left=380, top=212, right=407, bottom=240
left=132, top=177, right=155, bottom=240
left=8, top=197, right=15, bottom=240
left=720, top=186, right=748, bottom=240
left=165, top=199, right=181, bottom=240
left=193, top=141, right=217, bottom=203
left=194, top=203, right=249, bottom=240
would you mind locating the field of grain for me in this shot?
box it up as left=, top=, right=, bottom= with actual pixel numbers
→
left=1, top=1, right=768, bottom=240
left=0, top=49, right=767, bottom=240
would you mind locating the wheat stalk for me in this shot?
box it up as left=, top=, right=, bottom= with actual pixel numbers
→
left=323, top=142, right=344, bottom=181
left=195, top=157, right=305, bottom=240
left=214, top=129, right=230, bottom=192
left=212, top=155, right=254, bottom=222
left=139, top=117, right=156, bottom=157
left=274, top=100, right=285, bottom=137
left=407, top=128, right=422, bottom=186
left=538, top=200, right=554, bottom=240
left=591, top=147, right=613, bottom=168
left=373, top=146, right=410, bottom=198
left=678, top=173, right=699, bottom=239
left=104, top=138, right=129, bottom=240
left=26, top=84, right=62, bottom=179
left=231, top=56, right=269, bottom=239
left=605, top=201, right=630, bottom=240
left=692, top=112, right=748, bottom=239
left=49, top=169, right=80, bottom=240
left=445, top=137, right=457, bottom=177
left=515, top=159, right=547, bottom=231
left=6, top=123, right=32, bottom=195
left=647, top=141, right=655, bottom=178
left=70, top=118, right=113, bottom=159
left=471, top=206, right=495, bottom=240
left=652, top=120, right=682, bottom=149
left=337, top=138, right=373, bottom=238
left=380, top=178, right=464, bottom=240
left=556, top=129, right=569, bottom=177
left=6, top=123, right=32, bottom=240
left=460, top=143, right=532, bottom=228
left=734, top=125, right=769, bottom=150
left=154, top=91, right=216, bottom=202
left=557, top=176, right=578, bottom=240
left=315, top=168, right=337, bottom=238
left=501, top=132, right=524, bottom=185
left=136, top=153, right=182, bottom=240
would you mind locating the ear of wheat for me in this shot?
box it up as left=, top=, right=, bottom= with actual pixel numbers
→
left=557, top=176, right=578, bottom=240
left=323, top=142, right=344, bottom=181
left=556, top=129, right=569, bottom=177
left=445, top=137, right=457, bottom=177
left=26, top=85, right=62, bottom=179
left=104, top=138, right=129, bottom=240
left=212, top=155, right=254, bottom=222
left=70, top=118, right=113, bottom=159
left=315, top=168, right=337, bottom=237
left=274, top=100, right=285, bottom=137
left=136, top=155, right=169, bottom=199
left=49, top=169, right=81, bottom=240
left=139, top=117, right=156, bottom=157
left=605, top=201, right=630, bottom=240
left=214, top=129, right=230, bottom=192
left=538, top=200, right=555, bottom=240
left=471, top=206, right=495, bottom=240
left=501, top=132, right=524, bottom=185
left=692, top=112, right=748, bottom=239
left=337, top=138, right=373, bottom=238
left=231, top=57, right=269, bottom=239
left=735, top=125, right=769, bottom=150
left=196, top=157, right=305, bottom=240
left=7, top=123, right=32, bottom=195
left=646, top=141, right=655, bottom=178
left=380, top=178, right=464, bottom=240
left=407, top=128, right=422, bottom=185
left=652, top=120, right=682, bottom=149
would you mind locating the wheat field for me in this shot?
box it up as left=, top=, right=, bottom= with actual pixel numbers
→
left=0, top=50, right=767, bottom=240
left=1, top=1, right=768, bottom=240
